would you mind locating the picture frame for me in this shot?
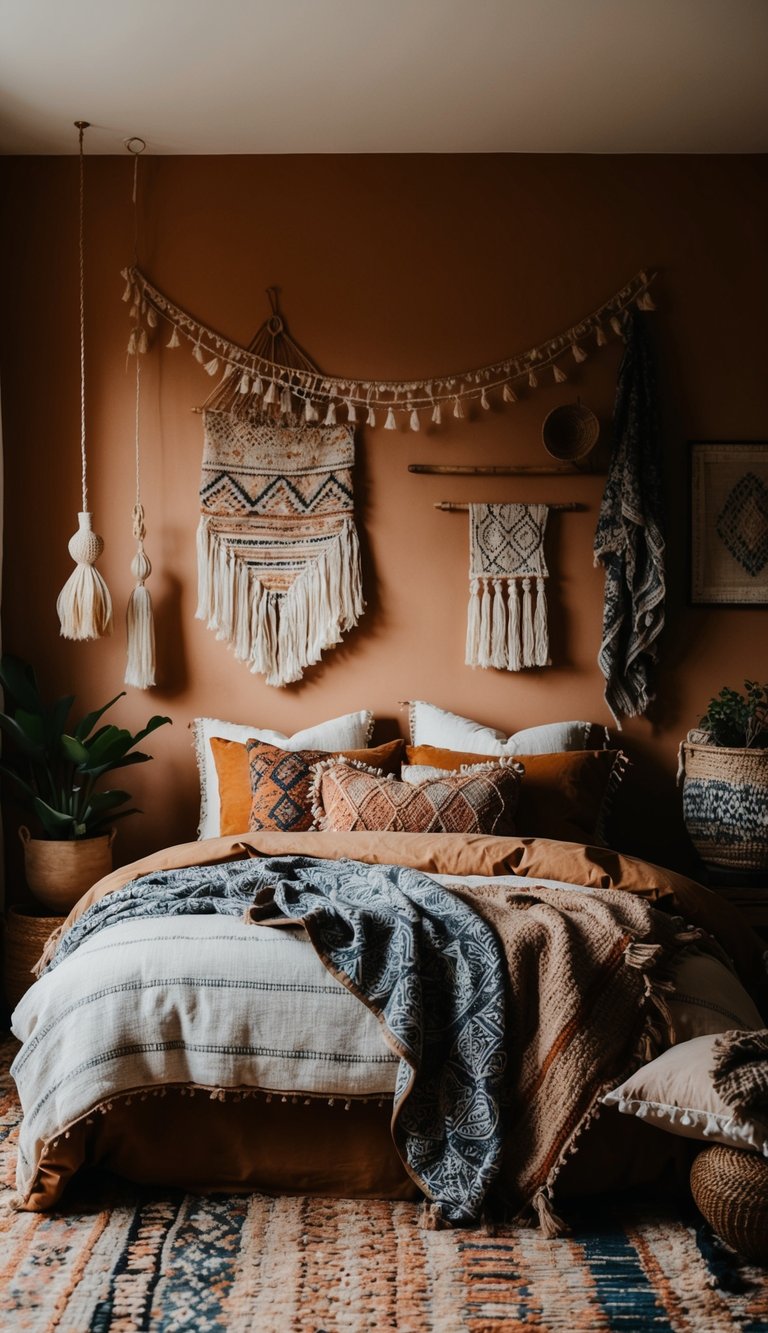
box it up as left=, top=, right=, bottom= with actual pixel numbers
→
left=689, top=440, right=768, bottom=605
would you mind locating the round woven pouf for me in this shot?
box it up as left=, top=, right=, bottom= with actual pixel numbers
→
left=691, top=1144, right=768, bottom=1263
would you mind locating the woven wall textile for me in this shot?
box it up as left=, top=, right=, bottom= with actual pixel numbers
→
left=465, top=503, right=551, bottom=671
left=196, top=412, right=363, bottom=687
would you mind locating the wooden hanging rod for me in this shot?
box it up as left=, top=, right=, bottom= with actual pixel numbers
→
left=435, top=501, right=583, bottom=512
left=409, top=464, right=591, bottom=476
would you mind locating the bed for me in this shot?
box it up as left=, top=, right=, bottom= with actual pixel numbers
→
left=10, top=828, right=765, bottom=1227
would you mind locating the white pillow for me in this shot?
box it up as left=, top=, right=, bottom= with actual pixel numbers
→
left=408, top=701, right=602, bottom=755
left=667, top=952, right=763, bottom=1045
left=603, top=1032, right=768, bottom=1156
left=194, top=711, right=373, bottom=840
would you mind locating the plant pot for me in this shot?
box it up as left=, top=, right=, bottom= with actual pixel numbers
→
left=680, top=740, right=768, bottom=872
left=19, top=826, right=116, bottom=913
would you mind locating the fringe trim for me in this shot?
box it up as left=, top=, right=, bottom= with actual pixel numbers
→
left=466, top=576, right=550, bottom=672
left=309, top=756, right=388, bottom=829
left=196, top=514, right=364, bottom=688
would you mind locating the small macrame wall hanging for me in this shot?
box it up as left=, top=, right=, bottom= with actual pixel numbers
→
left=466, top=503, right=551, bottom=671
left=194, top=303, right=364, bottom=687
left=57, top=121, right=113, bottom=640
left=123, top=136, right=156, bottom=688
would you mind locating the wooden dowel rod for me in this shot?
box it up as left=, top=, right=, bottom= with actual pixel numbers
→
left=435, top=501, right=583, bottom=512
left=410, top=463, right=585, bottom=475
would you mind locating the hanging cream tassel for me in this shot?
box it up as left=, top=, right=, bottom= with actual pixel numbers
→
left=57, top=512, right=113, bottom=640
left=490, top=579, right=507, bottom=668
left=507, top=579, right=521, bottom=670
left=262, top=380, right=277, bottom=405
left=533, top=576, right=549, bottom=668
left=324, top=401, right=337, bottom=426
left=502, top=383, right=517, bottom=403
left=528, top=369, right=538, bottom=388
left=453, top=397, right=464, bottom=419
left=367, top=406, right=376, bottom=427
left=409, top=408, right=420, bottom=431
left=521, top=576, right=534, bottom=667
left=137, top=329, right=149, bottom=354
left=478, top=578, right=492, bottom=668
left=610, top=315, right=624, bottom=336
left=192, top=340, right=204, bottom=363
left=166, top=328, right=180, bottom=349
left=553, top=364, right=567, bottom=383
left=121, top=272, right=132, bottom=302
left=346, top=400, right=357, bottom=424
left=384, top=407, right=397, bottom=430
left=431, top=402, right=442, bottom=425
left=465, top=576, right=481, bottom=666
left=221, top=364, right=234, bottom=380
left=280, top=384, right=293, bottom=415
left=252, top=376, right=264, bottom=396
left=125, top=508, right=155, bottom=689
left=595, top=325, right=607, bottom=347
left=571, top=343, right=587, bottom=363
left=480, top=389, right=490, bottom=410
left=238, top=372, right=250, bottom=394
left=636, top=291, right=656, bottom=311
left=146, top=307, right=157, bottom=328
left=204, top=356, right=219, bottom=376
left=126, top=330, right=137, bottom=356
left=303, top=400, right=318, bottom=423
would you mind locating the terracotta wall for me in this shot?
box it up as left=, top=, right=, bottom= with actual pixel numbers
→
left=1, top=154, right=766, bottom=881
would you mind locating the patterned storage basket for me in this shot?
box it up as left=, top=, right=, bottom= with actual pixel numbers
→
left=691, top=1144, right=768, bottom=1263
left=680, top=738, right=768, bottom=871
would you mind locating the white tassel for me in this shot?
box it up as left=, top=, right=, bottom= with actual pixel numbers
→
left=478, top=579, right=492, bottom=667
left=507, top=579, right=521, bottom=670
left=490, top=579, right=508, bottom=668
left=166, top=328, right=180, bottom=349
left=127, top=330, right=137, bottom=356
left=553, top=364, right=567, bottom=383
left=384, top=407, right=397, bottom=430
left=480, top=389, right=490, bottom=410
left=121, top=276, right=132, bottom=302
left=595, top=325, right=607, bottom=347
left=125, top=556, right=156, bottom=689
left=280, top=384, right=293, bottom=414
left=138, top=329, right=149, bottom=354
left=262, top=381, right=277, bottom=405
left=465, top=577, right=481, bottom=666
left=610, top=315, right=624, bottom=336
left=637, top=291, right=656, bottom=311
left=528, top=369, right=538, bottom=388
left=238, top=372, right=250, bottom=394
left=192, top=341, right=204, bottom=364
left=204, top=356, right=219, bottom=376
left=409, top=408, right=420, bottom=431
left=252, top=376, right=264, bottom=396
left=367, top=406, right=376, bottom=427
left=324, top=401, right=337, bottom=425
left=305, top=400, right=318, bottom=422
left=346, top=400, right=357, bottom=423
left=502, top=383, right=517, bottom=403
left=57, top=512, right=113, bottom=641
left=221, top=364, right=234, bottom=380
left=571, top=343, right=587, bottom=363
left=146, top=307, right=157, bottom=328
left=533, top=576, right=549, bottom=667
left=453, top=397, right=464, bottom=419
left=521, top=576, right=534, bottom=667
left=431, top=402, right=442, bottom=425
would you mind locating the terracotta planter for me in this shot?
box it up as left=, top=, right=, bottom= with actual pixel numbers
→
left=19, top=826, right=116, bottom=913
left=680, top=739, right=768, bottom=872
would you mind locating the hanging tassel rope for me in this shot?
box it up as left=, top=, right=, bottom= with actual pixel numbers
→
left=57, top=121, right=113, bottom=641
left=123, top=136, right=156, bottom=689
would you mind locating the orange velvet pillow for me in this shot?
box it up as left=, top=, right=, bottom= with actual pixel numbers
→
left=212, top=736, right=404, bottom=835
left=405, top=745, right=627, bottom=846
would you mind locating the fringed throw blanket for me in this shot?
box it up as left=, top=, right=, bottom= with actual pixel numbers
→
left=594, top=310, right=665, bottom=723
left=466, top=503, right=550, bottom=670
left=196, top=413, right=364, bottom=687
left=712, top=1028, right=768, bottom=1140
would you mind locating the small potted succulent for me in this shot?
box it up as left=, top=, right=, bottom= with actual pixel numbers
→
left=679, top=680, right=768, bottom=872
left=0, top=654, right=171, bottom=911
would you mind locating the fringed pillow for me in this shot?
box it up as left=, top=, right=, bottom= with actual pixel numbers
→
left=311, top=758, right=522, bottom=835
left=246, top=740, right=405, bottom=834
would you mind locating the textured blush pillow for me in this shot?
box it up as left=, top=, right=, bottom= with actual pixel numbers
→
left=246, top=740, right=405, bottom=835
left=405, top=745, right=626, bottom=845
left=312, top=759, right=522, bottom=835
left=193, top=711, right=373, bottom=839
left=603, top=1033, right=768, bottom=1156
left=408, top=702, right=604, bottom=755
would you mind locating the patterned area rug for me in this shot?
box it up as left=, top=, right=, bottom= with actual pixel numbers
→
left=2, top=1036, right=768, bottom=1332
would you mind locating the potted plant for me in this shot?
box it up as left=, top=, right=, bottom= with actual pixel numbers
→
left=679, top=680, right=768, bottom=872
left=0, top=654, right=171, bottom=911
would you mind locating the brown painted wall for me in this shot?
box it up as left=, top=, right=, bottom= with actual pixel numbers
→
left=1, top=154, right=766, bottom=880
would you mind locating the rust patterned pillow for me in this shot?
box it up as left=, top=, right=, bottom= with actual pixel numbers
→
left=311, top=758, right=522, bottom=835
left=235, top=738, right=403, bottom=835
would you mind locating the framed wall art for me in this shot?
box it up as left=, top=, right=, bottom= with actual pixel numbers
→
left=689, top=440, right=768, bottom=605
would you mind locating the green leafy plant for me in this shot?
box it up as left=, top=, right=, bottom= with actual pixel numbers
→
left=0, top=654, right=171, bottom=839
left=699, top=680, right=768, bottom=749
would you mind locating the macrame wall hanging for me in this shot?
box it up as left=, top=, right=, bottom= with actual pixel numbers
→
left=57, top=122, right=113, bottom=640
left=123, top=266, right=656, bottom=431
left=123, top=136, right=156, bottom=689
left=465, top=503, right=551, bottom=671
left=193, top=302, right=363, bottom=687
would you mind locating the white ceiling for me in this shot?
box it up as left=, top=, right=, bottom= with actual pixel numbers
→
left=1, top=0, right=767, bottom=155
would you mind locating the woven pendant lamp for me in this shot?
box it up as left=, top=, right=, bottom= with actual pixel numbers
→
left=56, top=121, right=113, bottom=640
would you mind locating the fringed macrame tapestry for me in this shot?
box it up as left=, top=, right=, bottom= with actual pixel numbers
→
left=466, top=503, right=551, bottom=671
left=196, top=412, right=364, bottom=687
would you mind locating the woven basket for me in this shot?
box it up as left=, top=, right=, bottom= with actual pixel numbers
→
left=691, top=1144, right=768, bottom=1263
left=680, top=739, right=768, bottom=871
left=541, top=402, right=600, bottom=462
left=4, top=907, right=65, bottom=1012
